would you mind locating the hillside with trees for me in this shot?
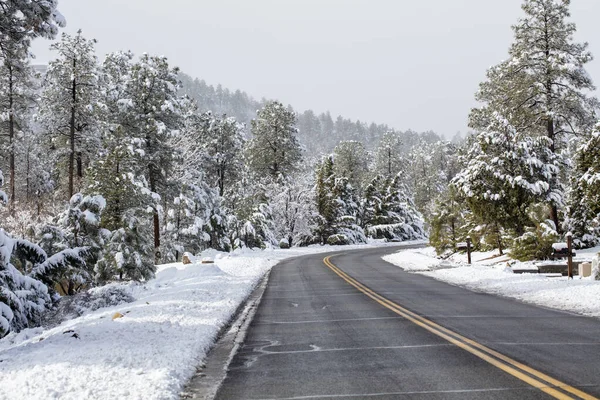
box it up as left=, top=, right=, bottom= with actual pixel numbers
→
left=0, top=2, right=458, bottom=337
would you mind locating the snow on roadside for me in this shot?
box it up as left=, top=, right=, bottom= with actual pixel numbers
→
left=0, top=241, right=421, bottom=400
left=383, top=247, right=600, bottom=318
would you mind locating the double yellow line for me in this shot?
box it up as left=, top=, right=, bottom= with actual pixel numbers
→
left=323, top=255, right=597, bottom=400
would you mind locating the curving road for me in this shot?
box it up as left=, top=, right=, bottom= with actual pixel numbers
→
left=214, top=245, right=600, bottom=400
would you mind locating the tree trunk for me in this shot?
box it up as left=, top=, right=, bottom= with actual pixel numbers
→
left=388, top=147, right=392, bottom=177
left=149, top=168, right=161, bottom=260
left=547, top=118, right=561, bottom=233
left=77, top=150, right=83, bottom=178
left=69, top=70, right=77, bottom=199
left=8, top=64, right=15, bottom=214
left=219, top=165, right=225, bottom=197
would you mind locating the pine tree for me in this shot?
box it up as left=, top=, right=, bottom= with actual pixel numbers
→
left=568, top=121, right=600, bottom=247
left=0, top=41, right=37, bottom=211
left=124, top=54, right=182, bottom=260
left=470, top=0, right=599, bottom=230
left=39, top=30, right=100, bottom=199
left=87, top=126, right=156, bottom=283
left=37, top=193, right=108, bottom=294
left=0, top=0, right=65, bottom=50
left=0, top=168, right=51, bottom=337
left=268, top=176, right=314, bottom=247
left=429, top=186, right=467, bottom=254
left=328, top=176, right=366, bottom=245
left=453, top=113, right=560, bottom=242
left=195, top=113, right=245, bottom=197
left=246, top=101, right=302, bottom=179
left=313, top=155, right=337, bottom=244
left=360, top=175, right=384, bottom=229
left=363, top=174, right=426, bottom=241
left=333, top=140, right=369, bottom=192
left=375, top=132, right=405, bottom=179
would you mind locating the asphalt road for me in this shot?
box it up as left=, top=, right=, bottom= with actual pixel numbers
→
left=214, top=245, right=600, bottom=400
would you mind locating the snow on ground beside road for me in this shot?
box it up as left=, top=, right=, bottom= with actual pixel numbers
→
left=383, top=247, right=600, bottom=318
left=0, top=240, right=421, bottom=400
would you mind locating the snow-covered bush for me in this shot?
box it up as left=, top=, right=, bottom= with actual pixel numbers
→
left=42, top=284, right=134, bottom=327
left=0, top=169, right=51, bottom=337
left=510, top=205, right=559, bottom=261
left=0, top=230, right=52, bottom=337
left=37, top=194, right=108, bottom=294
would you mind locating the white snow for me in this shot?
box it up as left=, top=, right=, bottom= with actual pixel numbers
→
left=383, top=246, right=600, bottom=318
left=0, top=241, right=421, bottom=400
left=552, top=242, right=568, bottom=251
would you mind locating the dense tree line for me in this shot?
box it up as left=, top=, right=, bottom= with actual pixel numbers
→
left=0, top=2, right=458, bottom=337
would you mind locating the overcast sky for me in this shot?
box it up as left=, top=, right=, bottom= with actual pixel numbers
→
left=31, top=0, right=600, bottom=138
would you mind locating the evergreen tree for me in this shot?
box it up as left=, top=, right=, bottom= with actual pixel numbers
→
left=0, top=167, right=66, bottom=337
left=375, top=132, right=405, bottom=179
left=195, top=113, right=245, bottom=197
left=86, top=126, right=156, bottom=283
left=246, top=101, right=302, bottom=179
left=313, top=155, right=337, bottom=244
left=568, top=121, right=600, bottom=247
left=117, top=53, right=183, bottom=259
left=453, top=113, right=560, bottom=247
left=470, top=0, right=599, bottom=230
left=268, top=176, right=314, bottom=247
left=333, top=140, right=369, bottom=192
left=0, top=42, right=37, bottom=211
left=0, top=0, right=65, bottom=51
left=429, top=186, right=467, bottom=254
left=39, top=30, right=101, bottom=199
left=328, top=176, right=366, bottom=245
left=363, top=174, right=426, bottom=241
left=37, top=193, right=108, bottom=294
left=360, top=175, right=385, bottom=229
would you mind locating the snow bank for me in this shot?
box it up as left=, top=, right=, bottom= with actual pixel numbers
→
left=0, top=241, right=421, bottom=400
left=383, top=247, right=600, bottom=318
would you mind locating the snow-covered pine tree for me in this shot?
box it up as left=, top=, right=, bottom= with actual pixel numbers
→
left=87, top=125, right=156, bottom=283
left=0, top=227, right=51, bottom=337
left=453, top=113, right=560, bottom=252
left=375, top=132, right=405, bottom=179
left=429, top=186, right=468, bottom=254
left=406, top=140, right=453, bottom=216
left=360, top=175, right=385, bottom=229
left=569, top=121, right=600, bottom=247
left=246, top=101, right=302, bottom=179
left=0, top=168, right=49, bottom=337
left=328, top=176, right=366, bottom=245
left=333, top=140, right=369, bottom=193
left=470, top=0, right=599, bottom=231
left=195, top=113, right=245, bottom=198
left=0, top=0, right=65, bottom=51
left=124, top=54, right=182, bottom=260
left=39, top=30, right=101, bottom=199
left=268, top=175, right=315, bottom=247
left=362, top=173, right=425, bottom=241
left=163, top=100, right=232, bottom=257
left=0, top=40, right=38, bottom=211
left=313, top=155, right=337, bottom=244
left=37, top=193, right=108, bottom=294
left=380, top=174, right=426, bottom=240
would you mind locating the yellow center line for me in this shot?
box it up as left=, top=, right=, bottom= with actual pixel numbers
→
left=323, top=255, right=598, bottom=400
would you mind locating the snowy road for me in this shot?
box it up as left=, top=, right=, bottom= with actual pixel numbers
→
left=215, top=246, right=600, bottom=400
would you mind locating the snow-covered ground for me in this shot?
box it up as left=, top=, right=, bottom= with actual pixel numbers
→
left=383, top=246, right=600, bottom=318
left=0, top=241, right=419, bottom=400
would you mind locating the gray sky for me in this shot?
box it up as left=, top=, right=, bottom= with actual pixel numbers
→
left=31, top=0, right=600, bottom=138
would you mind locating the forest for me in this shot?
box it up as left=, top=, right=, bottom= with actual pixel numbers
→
left=1, top=0, right=599, bottom=338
